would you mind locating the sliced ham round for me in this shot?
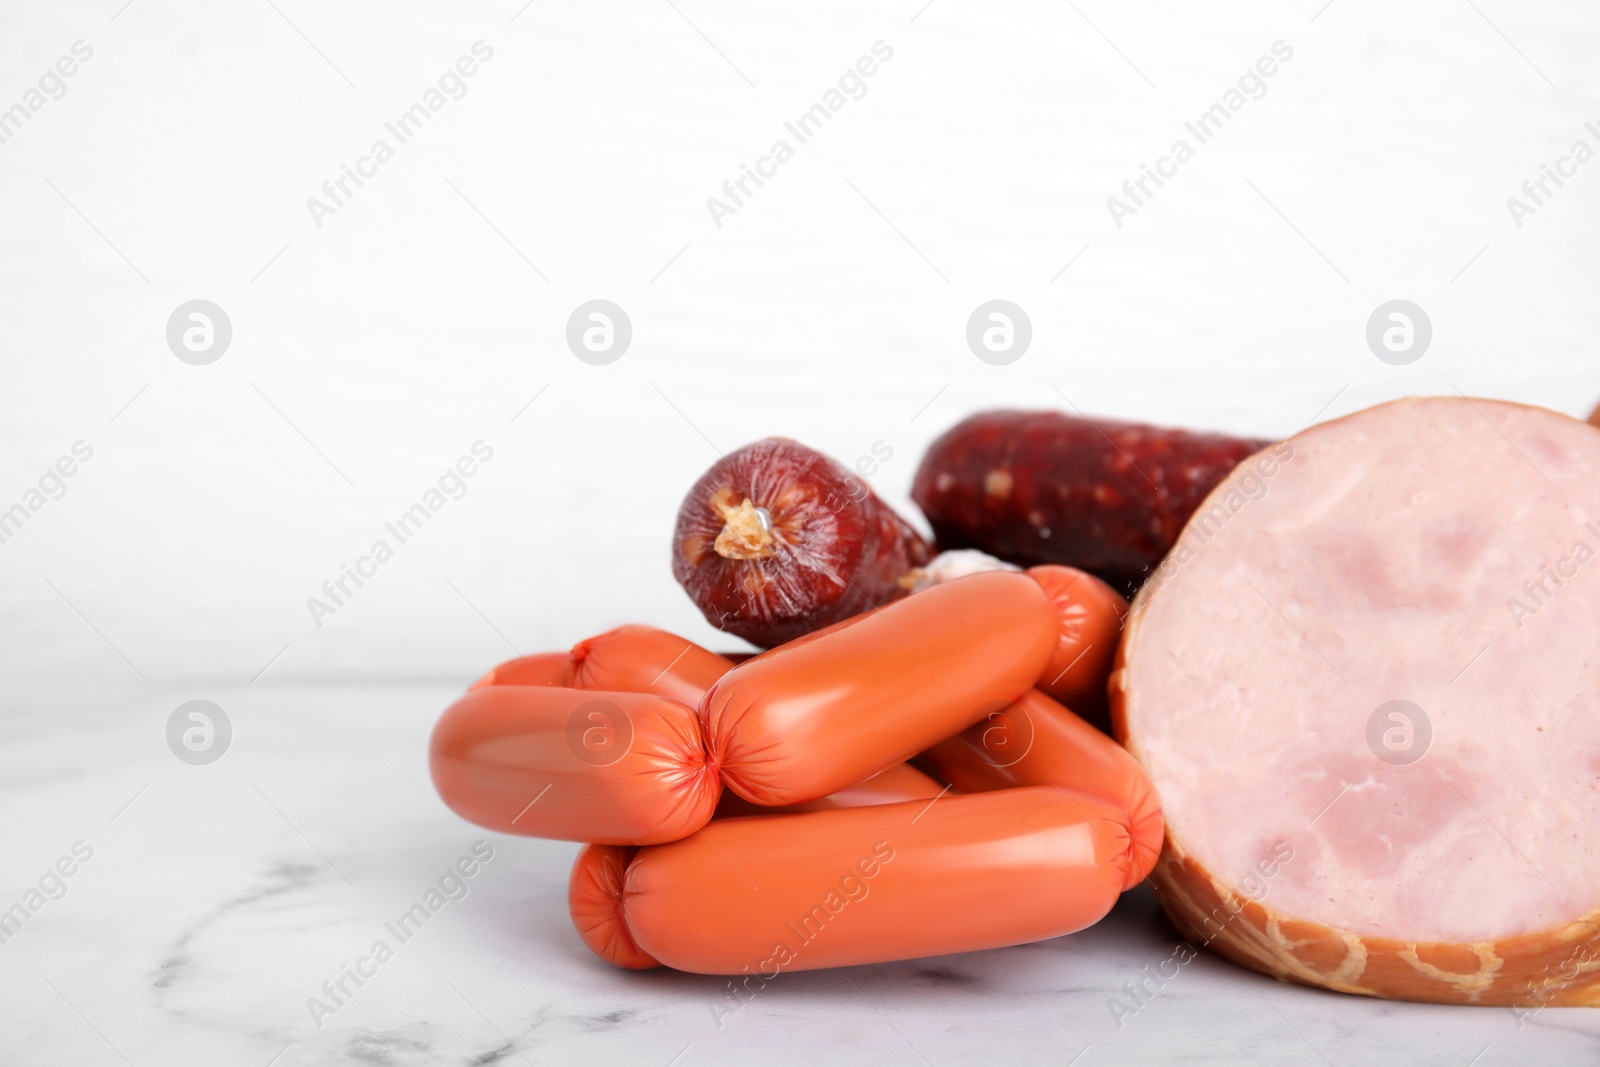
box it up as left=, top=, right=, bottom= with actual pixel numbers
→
left=1113, top=396, right=1600, bottom=1006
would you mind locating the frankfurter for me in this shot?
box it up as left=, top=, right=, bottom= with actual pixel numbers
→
left=917, top=689, right=1161, bottom=887
left=468, top=651, right=572, bottom=691
left=430, top=686, right=719, bottom=845
left=714, top=762, right=945, bottom=819
left=569, top=625, right=733, bottom=706
left=912, top=410, right=1272, bottom=592
left=702, top=570, right=1056, bottom=806
left=608, top=787, right=1131, bottom=973
left=672, top=437, right=932, bottom=648
left=895, top=555, right=1127, bottom=729
left=569, top=844, right=660, bottom=970
left=1026, top=565, right=1127, bottom=728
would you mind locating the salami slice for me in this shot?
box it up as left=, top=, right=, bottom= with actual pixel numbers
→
left=1115, top=396, right=1600, bottom=1005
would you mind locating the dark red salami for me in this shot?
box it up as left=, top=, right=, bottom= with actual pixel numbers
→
left=912, top=411, right=1271, bottom=592
left=672, top=438, right=932, bottom=648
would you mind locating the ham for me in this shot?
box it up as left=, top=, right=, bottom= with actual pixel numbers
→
left=1113, top=396, right=1600, bottom=1006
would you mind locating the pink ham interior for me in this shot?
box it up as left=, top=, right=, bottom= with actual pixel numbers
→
left=1122, top=397, right=1600, bottom=944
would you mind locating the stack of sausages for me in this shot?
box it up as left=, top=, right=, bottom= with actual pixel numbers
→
left=431, top=397, right=1600, bottom=1000
left=430, top=570, right=1163, bottom=974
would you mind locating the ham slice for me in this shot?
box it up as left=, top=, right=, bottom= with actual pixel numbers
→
left=1113, top=396, right=1600, bottom=1005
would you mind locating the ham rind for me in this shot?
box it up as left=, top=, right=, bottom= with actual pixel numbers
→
left=1113, top=396, right=1600, bottom=1006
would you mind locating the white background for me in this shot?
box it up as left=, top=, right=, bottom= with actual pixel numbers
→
left=3, top=0, right=1599, bottom=685
left=3, top=1, right=1600, bottom=1064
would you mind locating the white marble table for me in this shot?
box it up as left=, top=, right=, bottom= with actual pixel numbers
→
left=2, top=680, right=1596, bottom=1066
left=5, top=0, right=1600, bottom=1061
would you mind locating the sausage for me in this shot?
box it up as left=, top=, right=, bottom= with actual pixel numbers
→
left=569, top=624, right=733, bottom=706
left=838, top=550, right=1126, bottom=726
left=472, top=630, right=733, bottom=705
left=912, top=410, right=1271, bottom=592
left=714, top=762, right=945, bottom=819
left=1116, top=395, right=1600, bottom=1005
left=429, top=686, right=720, bottom=845
left=610, top=787, right=1132, bottom=973
left=1590, top=398, right=1600, bottom=427
left=872, top=554, right=1130, bottom=730
left=1026, top=565, right=1128, bottom=728
left=702, top=570, right=1056, bottom=806
left=917, top=689, right=1161, bottom=887
left=468, top=651, right=572, bottom=691
left=568, top=845, right=660, bottom=970
left=672, top=437, right=932, bottom=648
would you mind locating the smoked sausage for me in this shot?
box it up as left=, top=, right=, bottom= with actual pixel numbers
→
left=672, top=437, right=931, bottom=648
left=912, top=410, right=1272, bottom=592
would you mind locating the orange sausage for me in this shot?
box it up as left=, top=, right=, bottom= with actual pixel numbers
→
left=607, top=787, right=1130, bottom=973
left=569, top=845, right=660, bottom=970
left=702, top=570, right=1056, bottom=806
left=1026, top=565, right=1127, bottom=729
left=468, top=651, right=573, bottom=691
left=429, top=686, right=720, bottom=845
left=714, top=762, right=945, bottom=819
left=918, top=689, right=1162, bottom=888
left=569, top=625, right=733, bottom=706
